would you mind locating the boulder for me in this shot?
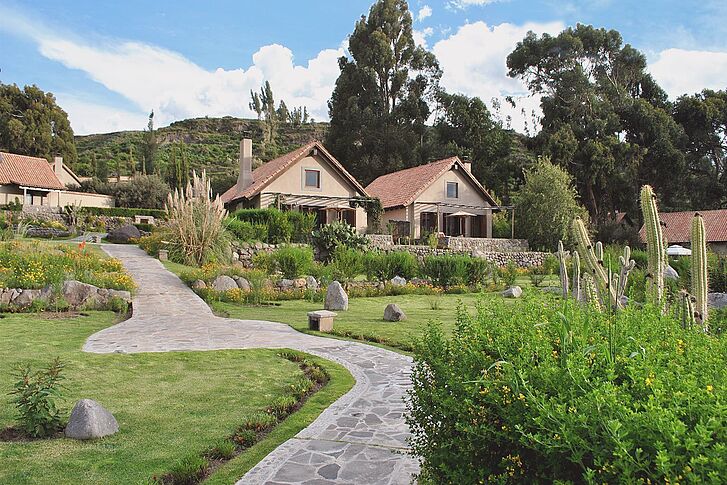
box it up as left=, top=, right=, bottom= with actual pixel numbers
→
left=502, top=286, right=523, bottom=298
left=279, top=279, right=295, bottom=290
left=106, top=289, right=132, bottom=303
left=65, top=399, right=119, bottom=440
left=708, top=292, right=727, bottom=310
left=390, top=276, right=407, bottom=286
left=234, top=276, right=251, bottom=291
left=191, top=279, right=207, bottom=290
left=305, top=276, right=319, bottom=290
left=62, top=280, right=100, bottom=308
left=410, top=277, right=431, bottom=286
left=325, top=281, right=349, bottom=311
left=211, top=275, right=238, bottom=292
left=383, top=303, right=407, bottom=321
left=664, top=265, right=679, bottom=280
left=12, top=289, right=41, bottom=308
left=293, top=278, right=307, bottom=289
left=0, top=288, right=12, bottom=305
left=106, top=225, right=141, bottom=244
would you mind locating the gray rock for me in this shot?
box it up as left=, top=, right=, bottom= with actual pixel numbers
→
left=232, top=252, right=240, bottom=261
left=619, top=295, right=629, bottom=307
left=325, top=281, right=349, bottom=311
left=305, top=276, right=319, bottom=290
left=0, top=288, right=12, bottom=305
left=62, top=280, right=100, bottom=308
left=106, top=225, right=141, bottom=244
left=12, top=289, right=41, bottom=307
left=502, top=285, right=523, bottom=298
left=410, top=277, right=430, bottom=286
left=664, top=265, right=679, bottom=280
left=65, top=399, right=119, bottom=440
left=234, top=276, right=251, bottom=291
left=708, top=292, right=727, bottom=309
left=390, top=276, right=407, bottom=286
left=106, top=289, right=132, bottom=303
left=191, top=279, right=207, bottom=290
left=540, top=286, right=563, bottom=295
left=279, top=278, right=295, bottom=289
left=212, top=275, right=238, bottom=292
left=383, top=303, right=406, bottom=321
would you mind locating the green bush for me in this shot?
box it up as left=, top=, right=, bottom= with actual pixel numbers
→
left=79, top=206, right=166, bottom=218
left=499, top=259, right=519, bottom=287
left=207, top=439, right=236, bottom=460
left=329, top=246, right=364, bottom=281
left=709, top=253, right=727, bottom=293
left=10, top=357, right=65, bottom=438
left=421, top=254, right=468, bottom=287
left=226, top=218, right=268, bottom=242
left=285, top=211, right=316, bottom=243
left=408, top=297, right=726, bottom=483
left=271, top=246, right=314, bottom=278
left=168, top=455, right=208, bottom=485
left=311, top=221, right=367, bottom=262
left=363, top=251, right=420, bottom=281
left=466, top=258, right=491, bottom=286
left=230, top=208, right=315, bottom=244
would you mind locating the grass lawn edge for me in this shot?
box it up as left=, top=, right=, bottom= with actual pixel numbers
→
left=205, top=352, right=355, bottom=484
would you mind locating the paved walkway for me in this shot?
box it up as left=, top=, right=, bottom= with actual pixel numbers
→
left=84, top=245, right=419, bottom=485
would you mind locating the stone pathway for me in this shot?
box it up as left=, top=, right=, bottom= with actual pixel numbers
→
left=84, top=245, right=419, bottom=484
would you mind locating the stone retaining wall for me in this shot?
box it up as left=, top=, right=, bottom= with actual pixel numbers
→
left=0, top=280, right=131, bottom=310
left=438, top=236, right=529, bottom=252
left=381, top=245, right=548, bottom=268
left=231, top=242, right=308, bottom=268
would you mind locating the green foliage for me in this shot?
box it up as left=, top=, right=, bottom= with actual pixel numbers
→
left=226, top=219, right=268, bottom=242
left=499, top=259, right=519, bottom=287
left=0, top=83, right=77, bottom=164
left=421, top=254, right=468, bottom=287
left=408, top=297, right=727, bottom=483
left=271, top=246, right=314, bottom=279
left=709, top=253, right=727, bottom=293
left=230, top=208, right=314, bottom=244
left=113, top=175, right=171, bottom=209
left=10, top=357, right=65, bottom=438
left=363, top=251, right=420, bottom=281
left=237, top=411, right=277, bottom=433
left=311, top=221, right=367, bottom=262
left=167, top=455, right=208, bottom=485
left=329, top=246, right=365, bottom=282
left=206, top=439, right=236, bottom=460
left=514, top=157, right=587, bottom=251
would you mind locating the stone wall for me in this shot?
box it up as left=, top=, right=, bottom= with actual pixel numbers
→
left=438, top=236, right=529, bottom=252
left=0, top=280, right=131, bottom=310
left=380, top=245, right=548, bottom=268
left=231, top=242, right=308, bottom=268
left=365, top=234, right=394, bottom=249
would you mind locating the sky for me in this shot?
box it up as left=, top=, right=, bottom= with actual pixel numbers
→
left=1, top=0, right=726, bottom=135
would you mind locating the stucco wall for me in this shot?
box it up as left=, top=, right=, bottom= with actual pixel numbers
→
left=57, top=191, right=115, bottom=208
left=0, top=185, right=23, bottom=205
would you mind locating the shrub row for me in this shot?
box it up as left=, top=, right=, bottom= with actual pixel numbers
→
left=79, top=206, right=167, bottom=219
left=229, top=208, right=316, bottom=244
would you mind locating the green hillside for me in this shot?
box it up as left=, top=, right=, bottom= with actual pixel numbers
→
left=74, top=116, right=329, bottom=179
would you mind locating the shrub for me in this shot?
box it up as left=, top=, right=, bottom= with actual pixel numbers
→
left=329, top=246, right=364, bottom=282
left=10, top=357, right=65, bottom=438
left=232, top=428, right=258, bottom=448
left=79, top=206, right=166, bottom=218
left=408, top=297, right=726, bottom=483
left=230, top=208, right=315, bottom=244
left=164, top=171, right=231, bottom=266
left=285, top=211, right=316, bottom=243
left=267, top=395, right=298, bottom=418
left=168, top=455, right=208, bottom=485
left=271, top=246, right=314, bottom=279
left=422, top=254, right=468, bottom=287
left=226, top=218, right=267, bottom=242
left=499, top=260, right=519, bottom=287
left=311, top=221, right=367, bottom=262
left=267, top=211, right=294, bottom=244
left=207, top=439, right=236, bottom=460
left=363, top=251, right=420, bottom=281
left=709, top=253, right=727, bottom=293
left=466, top=258, right=491, bottom=286
left=527, top=264, right=547, bottom=287
left=238, top=411, right=277, bottom=432
left=112, top=175, right=170, bottom=209
left=137, top=232, right=166, bottom=257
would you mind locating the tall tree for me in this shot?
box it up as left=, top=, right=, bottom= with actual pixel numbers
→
left=277, top=101, right=290, bottom=125
left=673, top=89, right=727, bottom=209
left=96, top=154, right=109, bottom=182
left=249, top=91, right=263, bottom=120
left=326, top=0, right=441, bottom=184
left=141, top=110, right=157, bottom=175
left=0, top=83, right=77, bottom=164
left=507, top=24, right=685, bottom=219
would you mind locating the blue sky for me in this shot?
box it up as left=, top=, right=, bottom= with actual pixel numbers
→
left=1, top=0, right=726, bottom=134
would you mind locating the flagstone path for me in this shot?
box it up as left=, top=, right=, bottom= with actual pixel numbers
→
left=84, top=245, right=419, bottom=484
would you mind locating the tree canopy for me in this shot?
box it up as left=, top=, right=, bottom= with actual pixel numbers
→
left=0, top=83, right=77, bottom=164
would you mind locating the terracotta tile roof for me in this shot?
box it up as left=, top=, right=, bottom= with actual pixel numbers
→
left=0, top=152, right=65, bottom=190
left=365, top=156, right=497, bottom=209
left=221, top=141, right=368, bottom=204
left=639, top=209, right=727, bottom=243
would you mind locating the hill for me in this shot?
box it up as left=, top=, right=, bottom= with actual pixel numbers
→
left=74, top=116, right=329, bottom=180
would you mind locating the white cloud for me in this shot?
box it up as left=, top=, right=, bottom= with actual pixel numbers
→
left=417, top=5, right=432, bottom=21
left=413, top=27, right=434, bottom=48
left=448, top=0, right=502, bottom=9
left=55, top=95, right=149, bottom=135
left=1, top=7, right=343, bottom=134
left=649, top=48, right=727, bottom=98
left=432, top=20, right=564, bottom=132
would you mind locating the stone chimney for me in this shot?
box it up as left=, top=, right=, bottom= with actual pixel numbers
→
left=461, top=158, right=472, bottom=173
left=237, top=139, right=253, bottom=190
left=53, top=156, right=64, bottom=175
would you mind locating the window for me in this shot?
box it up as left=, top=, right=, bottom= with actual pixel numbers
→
left=446, top=181, right=459, bottom=198
left=420, top=212, right=438, bottom=233
left=304, top=169, right=321, bottom=189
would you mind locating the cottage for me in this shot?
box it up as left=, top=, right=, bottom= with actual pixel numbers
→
left=366, top=156, right=498, bottom=239
left=0, top=152, right=115, bottom=209
left=221, top=140, right=369, bottom=233
left=639, top=209, right=727, bottom=254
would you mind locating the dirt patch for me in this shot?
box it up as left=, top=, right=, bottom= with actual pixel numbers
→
left=0, top=426, right=64, bottom=442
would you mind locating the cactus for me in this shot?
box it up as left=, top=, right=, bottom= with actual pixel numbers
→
left=678, top=290, right=696, bottom=328
left=557, top=241, right=569, bottom=298
left=572, top=217, right=621, bottom=309
left=615, top=246, right=636, bottom=301
left=572, top=251, right=581, bottom=302
left=640, top=185, right=666, bottom=307
left=595, top=241, right=604, bottom=262
left=582, top=274, right=602, bottom=311
left=691, top=213, right=709, bottom=329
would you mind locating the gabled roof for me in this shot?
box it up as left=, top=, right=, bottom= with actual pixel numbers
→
left=639, top=209, right=727, bottom=243
left=0, top=152, right=65, bottom=190
left=365, top=156, right=497, bottom=209
left=221, top=141, right=368, bottom=204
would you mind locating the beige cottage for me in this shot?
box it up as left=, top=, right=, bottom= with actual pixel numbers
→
left=221, top=140, right=369, bottom=233
left=366, top=156, right=498, bottom=239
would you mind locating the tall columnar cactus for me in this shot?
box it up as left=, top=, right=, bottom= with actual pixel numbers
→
left=615, top=246, right=636, bottom=301
left=691, top=213, right=709, bottom=329
left=582, top=274, right=602, bottom=311
left=557, top=241, right=569, bottom=298
left=678, top=290, right=696, bottom=328
left=572, top=250, right=581, bottom=302
left=640, top=185, right=666, bottom=307
left=572, top=217, right=621, bottom=309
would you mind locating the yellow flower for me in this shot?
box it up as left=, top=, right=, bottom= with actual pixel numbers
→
left=645, top=372, right=655, bottom=387
left=706, top=385, right=713, bottom=393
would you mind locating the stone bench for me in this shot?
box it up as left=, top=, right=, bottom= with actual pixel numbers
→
left=308, top=310, right=336, bottom=333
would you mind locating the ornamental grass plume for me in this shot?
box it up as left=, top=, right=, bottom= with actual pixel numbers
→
left=164, top=170, right=230, bottom=266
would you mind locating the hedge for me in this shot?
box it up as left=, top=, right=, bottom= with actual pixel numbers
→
left=78, top=207, right=167, bottom=218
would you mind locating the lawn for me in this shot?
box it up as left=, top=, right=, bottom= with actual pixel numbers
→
left=214, top=290, right=529, bottom=352
left=0, top=311, right=353, bottom=484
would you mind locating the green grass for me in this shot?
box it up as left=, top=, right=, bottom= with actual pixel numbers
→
left=0, top=311, right=353, bottom=484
